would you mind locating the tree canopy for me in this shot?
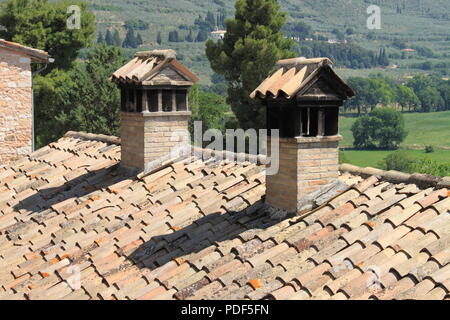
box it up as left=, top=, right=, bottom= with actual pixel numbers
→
left=351, top=107, right=408, bottom=150
left=0, top=0, right=95, bottom=71
left=206, top=0, right=295, bottom=129
left=34, top=45, right=127, bottom=146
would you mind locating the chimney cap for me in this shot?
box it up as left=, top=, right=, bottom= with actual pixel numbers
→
left=135, top=49, right=177, bottom=60
left=250, top=56, right=355, bottom=100
left=110, top=49, right=199, bottom=85
left=276, top=57, right=332, bottom=68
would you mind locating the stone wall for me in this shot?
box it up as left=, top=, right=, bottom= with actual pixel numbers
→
left=266, top=136, right=342, bottom=212
left=0, top=49, right=33, bottom=164
left=121, top=111, right=191, bottom=170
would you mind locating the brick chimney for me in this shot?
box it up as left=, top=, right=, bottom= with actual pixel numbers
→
left=0, top=40, right=50, bottom=163
left=251, top=57, right=355, bottom=213
left=110, top=50, right=199, bottom=170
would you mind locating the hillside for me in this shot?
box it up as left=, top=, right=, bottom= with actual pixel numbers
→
left=82, top=0, right=450, bottom=84
left=2, top=0, right=450, bottom=82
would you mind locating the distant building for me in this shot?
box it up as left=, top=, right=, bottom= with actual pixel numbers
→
left=211, top=30, right=226, bottom=40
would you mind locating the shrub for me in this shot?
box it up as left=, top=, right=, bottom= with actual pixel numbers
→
left=381, top=150, right=415, bottom=173
left=381, top=151, right=450, bottom=177
left=425, top=145, right=435, bottom=153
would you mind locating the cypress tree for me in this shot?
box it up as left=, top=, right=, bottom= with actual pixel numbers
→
left=105, top=29, right=113, bottom=46
left=113, top=30, right=121, bottom=47
left=136, top=33, right=143, bottom=46
left=97, top=31, right=104, bottom=44
left=185, top=29, right=194, bottom=42
left=196, top=30, right=208, bottom=42
left=123, top=27, right=137, bottom=48
left=157, top=31, right=162, bottom=45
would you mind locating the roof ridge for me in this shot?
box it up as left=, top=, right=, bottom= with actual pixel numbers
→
left=64, top=131, right=121, bottom=145
left=62, top=131, right=449, bottom=189
left=340, top=163, right=450, bottom=189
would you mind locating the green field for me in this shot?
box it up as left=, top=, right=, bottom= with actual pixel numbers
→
left=341, top=149, right=450, bottom=168
left=339, top=111, right=450, bottom=169
left=340, top=111, right=450, bottom=148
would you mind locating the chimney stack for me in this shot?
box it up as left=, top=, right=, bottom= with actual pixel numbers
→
left=111, top=50, right=199, bottom=170
left=251, top=57, right=355, bottom=213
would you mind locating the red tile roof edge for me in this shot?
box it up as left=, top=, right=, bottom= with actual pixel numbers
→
left=0, top=39, right=50, bottom=63
left=63, top=131, right=450, bottom=189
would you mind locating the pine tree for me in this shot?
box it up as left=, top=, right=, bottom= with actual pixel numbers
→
left=157, top=31, right=162, bottom=45
left=97, top=31, right=104, bottom=44
left=105, top=29, right=114, bottom=46
left=113, top=30, right=121, bottom=47
left=206, top=0, right=295, bottom=129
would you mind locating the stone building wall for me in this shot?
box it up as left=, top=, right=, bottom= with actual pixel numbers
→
left=0, top=49, right=33, bottom=164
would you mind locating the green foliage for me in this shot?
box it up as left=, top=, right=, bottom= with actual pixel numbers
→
left=345, top=77, right=395, bottom=114
left=136, top=33, right=143, bottom=46
left=395, top=84, right=420, bottom=112
left=425, top=145, right=435, bottom=153
left=113, top=30, right=122, bottom=47
left=34, top=45, right=127, bottom=147
left=410, top=158, right=450, bottom=177
left=284, top=21, right=313, bottom=39
left=122, top=27, right=139, bottom=48
left=297, top=42, right=388, bottom=69
left=97, top=31, right=104, bottom=44
left=157, top=31, right=162, bottom=45
left=105, top=29, right=113, bottom=46
left=352, top=108, right=407, bottom=150
left=206, top=0, right=295, bottom=129
left=382, top=151, right=450, bottom=177
left=381, top=150, right=415, bottom=172
left=188, top=85, right=238, bottom=139
left=125, top=19, right=149, bottom=30
left=195, top=30, right=208, bottom=42
left=415, top=87, right=444, bottom=112
left=185, top=30, right=194, bottom=42
left=168, top=30, right=182, bottom=43
left=0, top=0, right=95, bottom=71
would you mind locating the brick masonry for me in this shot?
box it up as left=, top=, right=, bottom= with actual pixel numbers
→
left=121, top=111, right=191, bottom=169
left=0, top=49, right=33, bottom=164
left=266, top=135, right=342, bottom=212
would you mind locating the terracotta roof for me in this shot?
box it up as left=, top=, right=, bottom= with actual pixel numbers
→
left=0, top=132, right=449, bottom=300
left=250, top=57, right=355, bottom=100
left=0, top=39, right=50, bottom=63
left=110, top=49, right=199, bottom=86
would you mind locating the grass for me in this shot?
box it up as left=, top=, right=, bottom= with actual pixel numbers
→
left=339, top=110, right=450, bottom=170
left=340, top=110, right=450, bottom=148
left=341, top=149, right=450, bottom=169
